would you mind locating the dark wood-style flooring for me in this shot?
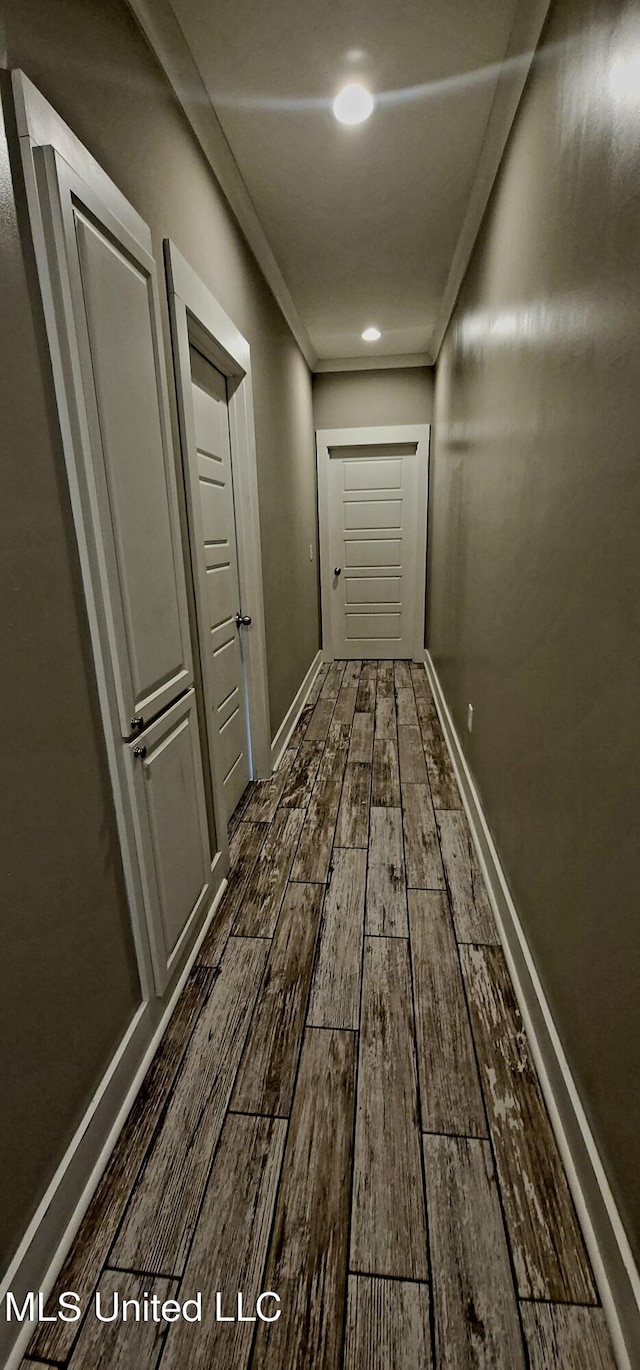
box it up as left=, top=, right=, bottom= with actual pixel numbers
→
left=24, top=661, right=616, bottom=1369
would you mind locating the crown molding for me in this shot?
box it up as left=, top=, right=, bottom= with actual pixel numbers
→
left=125, top=0, right=317, bottom=368
left=313, top=352, right=432, bottom=374
left=428, top=0, right=552, bottom=360
left=128, top=0, right=551, bottom=376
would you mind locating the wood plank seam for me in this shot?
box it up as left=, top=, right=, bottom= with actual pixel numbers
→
left=240, top=735, right=353, bottom=1367
left=108, top=938, right=269, bottom=1278
left=335, top=660, right=380, bottom=1369
left=288, top=719, right=352, bottom=884
left=411, top=671, right=534, bottom=1359
left=401, top=670, right=438, bottom=1367
left=423, top=766, right=531, bottom=1335
left=109, top=945, right=280, bottom=1333
left=339, top=784, right=370, bottom=1370
left=27, top=967, right=218, bottom=1365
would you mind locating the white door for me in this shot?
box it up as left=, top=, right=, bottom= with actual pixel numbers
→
left=190, top=348, right=251, bottom=820
left=318, top=428, right=430, bottom=659
left=35, top=145, right=212, bottom=993
left=36, top=147, right=194, bottom=738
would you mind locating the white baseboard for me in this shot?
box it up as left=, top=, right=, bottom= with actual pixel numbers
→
left=1, top=874, right=227, bottom=1370
left=425, top=652, right=640, bottom=1370
left=270, top=650, right=322, bottom=770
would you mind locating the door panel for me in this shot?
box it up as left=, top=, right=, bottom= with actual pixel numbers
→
left=205, top=560, right=236, bottom=631
left=346, top=576, right=401, bottom=604
left=345, top=539, right=402, bottom=567
left=344, top=500, right=402, bottom=529
left=127, top=691, right=210, bottom=990
left=347, top=612, right=402, bottom=640
left=75, top=216, right=186, bottom=718
left=343, top=457, right=402, bottom=490
left=329, top=444, right=421, bottom=658
left=38, top=149, right=193, bottom=735
left=211, top=635, right=239, bottom=706
left=190, top=348, right=250, bottom=820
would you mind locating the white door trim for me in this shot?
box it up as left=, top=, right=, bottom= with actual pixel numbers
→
left=316, top=424, right=430, bottom=660
left=270, top=650, right=323, bottom=770
left=12, top=71, right=151, bottom=249
left=165, top=242, right=272, bottom=802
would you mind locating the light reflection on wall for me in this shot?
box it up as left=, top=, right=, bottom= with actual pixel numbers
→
left=455, top=290, right=632, bottom=359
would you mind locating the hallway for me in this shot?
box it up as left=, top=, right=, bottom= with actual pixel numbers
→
left=23, top=661, right=615, bottom=1370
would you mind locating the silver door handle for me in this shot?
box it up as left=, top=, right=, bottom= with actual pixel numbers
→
left=334, top=567, right=342, bottom=576
left=236, top=612, right=252, bottom=627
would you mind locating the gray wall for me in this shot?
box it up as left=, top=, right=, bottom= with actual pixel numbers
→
left=0, top=0, right=318, bottom=1272
left=428, top=0, right=640, bottom=1259
left=313, top=366, right=433, bottom=429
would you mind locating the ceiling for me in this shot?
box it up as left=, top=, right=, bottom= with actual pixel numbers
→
left=131, top=0, right=551, bottom=367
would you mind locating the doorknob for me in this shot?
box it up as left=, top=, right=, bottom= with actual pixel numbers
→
left=133, top=745, right=147, bottom=759
left=334, top=567, right=342, bottom=576
left=236, top=611, right=252, bottom=627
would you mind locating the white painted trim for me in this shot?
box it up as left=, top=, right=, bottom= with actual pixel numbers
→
left=425, top=651, right=640, bottom=1370
left=13, top=71, right=152, bottom=252
left=1, top=875, right=227, bottom=1370
left=316, top=425, right=430, bottom=661
left=270, top=651, right=322, bottom=770
left=165, top=240, right=272, bottom=806
left=314, top=353, right=433, bottom=373
left=124, top=0, right=316, bottom=369
left=428, top=0, right=552, bottom=359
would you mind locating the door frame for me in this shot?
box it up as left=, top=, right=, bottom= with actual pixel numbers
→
left=316, top=424, right=431, bottom=661
left=165, top=241, right=272, bottom=841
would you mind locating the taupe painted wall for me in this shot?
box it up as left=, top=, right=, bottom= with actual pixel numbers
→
left=0, top=0, right=318, bottom=1272
left=428, top=0, right=640, bottom=1258
left=313, top=366, right=433, bottom=429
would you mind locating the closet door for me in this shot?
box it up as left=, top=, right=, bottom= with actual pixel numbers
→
left=34, top=144, right=212, bottom=994
left=190, top=349, right=251, bottom=820
left=35, top=145, right=193, bottom=736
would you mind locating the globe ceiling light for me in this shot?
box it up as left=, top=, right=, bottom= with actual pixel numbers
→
left=361, top=326, right=381, bottom=342
left=333, top=83, right=375, bottom=126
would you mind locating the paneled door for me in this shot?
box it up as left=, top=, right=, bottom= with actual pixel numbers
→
left=190, top=347, right=251, bottom=820
left=34, top=144, right=212, bottom=993
left=36, top=148, right=194, bottom=738
left=317, top=427, right=430, bottom=660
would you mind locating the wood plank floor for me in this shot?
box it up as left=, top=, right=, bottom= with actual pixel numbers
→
left=25, top=660, right=616, bottom=1370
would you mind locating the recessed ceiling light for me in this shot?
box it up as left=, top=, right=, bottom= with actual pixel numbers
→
left=333, top=83, right=374, bottom=126
left=362, top=326, right=381, bottom=342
